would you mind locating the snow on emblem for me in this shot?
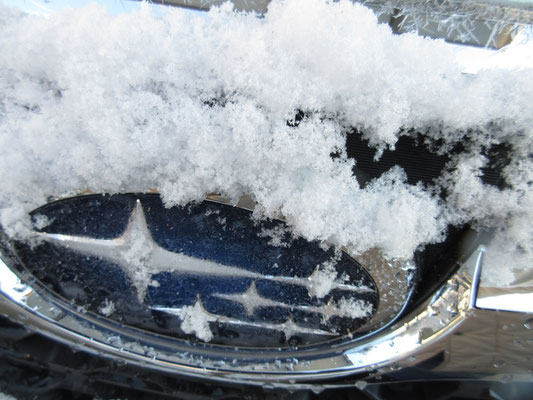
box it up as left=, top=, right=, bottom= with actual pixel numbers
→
left=17, top=194, right=379, bottom=346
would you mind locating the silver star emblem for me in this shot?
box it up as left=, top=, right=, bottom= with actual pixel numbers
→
left=214, top=281, right=373, bottom=321
left=35, top=199, right=373, bottom=302
left=153, top=295, right=338, bottom=341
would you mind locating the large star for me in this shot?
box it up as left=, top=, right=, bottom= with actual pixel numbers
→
left=36, top=199, right=373, bottom=302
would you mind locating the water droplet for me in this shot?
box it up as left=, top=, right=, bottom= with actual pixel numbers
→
left=310, top=386, right=324, bottom=395
left=493, top=359, right=506, bottom=368
left=408, top=356, right=417, bottom=362
left=355, top=380, right=367, bottom=390
left=13, top=284, right=27, bottom=293
left=427, top=306, right=438, bottom=317
left=109, top=336, right=122, bottom=346
left=500, top=375, right=513, bottom=384
left=524, top=318, right=533, bottom=329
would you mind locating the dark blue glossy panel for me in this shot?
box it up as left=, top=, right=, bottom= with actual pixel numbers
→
left=17, top=194, right=378, bottom=347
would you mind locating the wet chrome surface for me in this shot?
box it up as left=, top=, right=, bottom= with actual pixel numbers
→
left=1, top=194, right=531, bottom=386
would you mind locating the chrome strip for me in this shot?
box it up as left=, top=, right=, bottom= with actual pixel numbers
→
left=476, top=286, right=533, bottom=313
left=0, top=238, right=487, bottom=384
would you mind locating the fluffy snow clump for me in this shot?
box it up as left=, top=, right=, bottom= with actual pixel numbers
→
left=0, top=0, right=532, bottom=285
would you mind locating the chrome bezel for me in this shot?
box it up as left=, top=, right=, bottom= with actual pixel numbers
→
left=0, top=194, right=484, bottom=385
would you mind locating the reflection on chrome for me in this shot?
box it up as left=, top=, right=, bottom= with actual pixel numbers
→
left=476, top=286, right=533, bottom=313
left=345, top=246, right=483, bottom=366
left=0, top=241, right=482, bottom=380
left=2, top=222, right=533, bottom=387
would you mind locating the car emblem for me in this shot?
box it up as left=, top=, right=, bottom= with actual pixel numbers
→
left=5, top=192, right=479, bottom=382
left=8, top=193, right=415, bottom=348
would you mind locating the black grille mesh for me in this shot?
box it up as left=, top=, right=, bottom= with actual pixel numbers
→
left=346, top=132, right=507, bottom=188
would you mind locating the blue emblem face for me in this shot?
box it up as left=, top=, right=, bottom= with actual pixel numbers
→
left=16, top=194, right=378, bottom=347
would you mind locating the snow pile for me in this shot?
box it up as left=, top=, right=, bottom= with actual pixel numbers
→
left=99, top=298, right=116, bottom=316
left=308, top=254, right=342, bottom=299
left=179, top=300, right=216, bottom=342
left=337, top=297, right=374, bottom=319
left=0, top=0, right=532, bottom=285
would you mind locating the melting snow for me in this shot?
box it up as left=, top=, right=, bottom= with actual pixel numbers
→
left=179, top=300, right=216, bottom=342
left=31, top=214, right=51, bottom=230
left=337, top=297, right=374, bottom=319
left=0, top=0, right=532, bottom=287
left=98, top=298, right=116, bottom=316
left=308, top=255, right=341, bottom=299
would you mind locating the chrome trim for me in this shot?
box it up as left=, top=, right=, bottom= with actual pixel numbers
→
left=476, top=286, right=533, bottom=313
left=160, top=0, right=533, bottom=47
left=345, top=246, right=483, bottom=367
left=0, top=229, right=491, bottom=384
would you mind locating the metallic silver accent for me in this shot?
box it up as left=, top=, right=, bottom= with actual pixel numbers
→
left=152, top=0, right=533, bottom=47
left=362, top=1, right=533, bottom=48
left=35, top=199, right=374, bottom=302
left=476, top=286, right=533, bottom=313
left=148, top=0, right=533, bottom=27
left=354, top=249, right=415, bottom=333
left=15, top=1, right=533, bottom=50
left=4, top=235, right=520, bottom=386
left=152, top=296, right=338, bottom=339
left=148, top=0, right=270, bottom=13
left=213, top=281, right=373, bottom=320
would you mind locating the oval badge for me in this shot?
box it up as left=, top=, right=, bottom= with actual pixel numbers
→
left=16, top=194, right=379, bottom=347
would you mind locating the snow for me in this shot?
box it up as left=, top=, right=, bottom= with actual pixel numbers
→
left=99, top=298, right=115, bottom=316
left=179, top=300, right=216, bottom=342
left=0, top=0, right=532, bottom=287
left=258, top=224, right=294, bottom=248
left=308, top=254, right=341, bottom=299
left=31, top=214, right=51, bottom=230
left=337, top=297, right=374, bottom=319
